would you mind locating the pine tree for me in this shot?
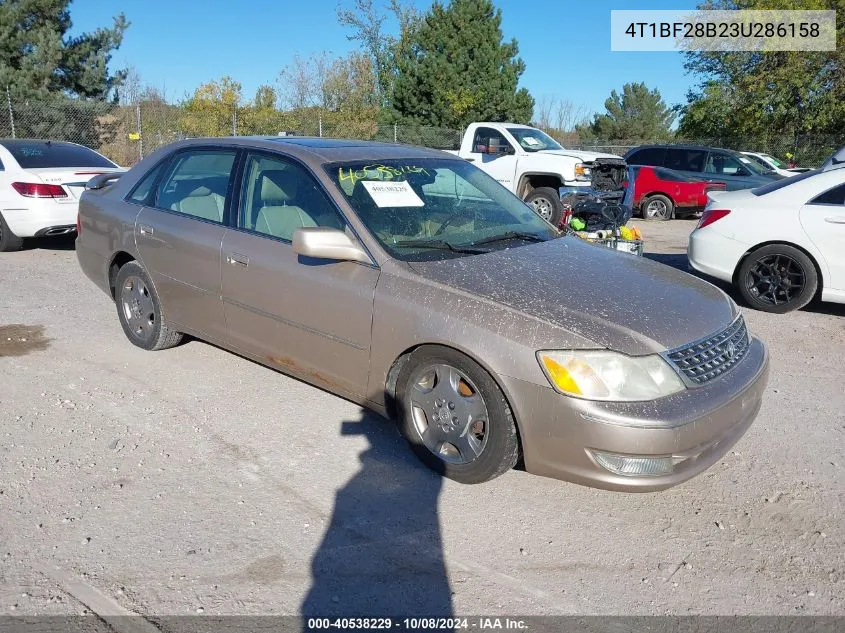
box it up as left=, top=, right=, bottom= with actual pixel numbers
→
left=391, top=0, right=533, bottom=128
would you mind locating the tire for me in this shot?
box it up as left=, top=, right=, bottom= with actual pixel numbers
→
left=114, top=261, right=183, bottom=350
left=736, top=244, right=818, bottom=314
left=640, top=194, right=673, bottom=221
left=395, top=345, right=520, bottom=484
left=525, top=187, right=563, bottom=227
left=0, top=213, right=24, bottom=252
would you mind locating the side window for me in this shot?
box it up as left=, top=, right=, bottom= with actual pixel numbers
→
left=154, top=150, right=237, bottom=223
left=666, top=148, right=706, bottom=172
left=239, top=153, right=345, bottom=241
left=704, top=153, right=746, bottom=176
left=472, top=127, right=513, bottom=154
left=127, top=161, right=166, bottom=204
left=627, top=147, right=665, bottom=166
left=810, top=183, right=845, bottom=206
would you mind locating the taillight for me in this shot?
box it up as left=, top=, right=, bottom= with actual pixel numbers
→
left=697, top=209, right=731, bottom=229
left=11, top=182, right=68, bottom=198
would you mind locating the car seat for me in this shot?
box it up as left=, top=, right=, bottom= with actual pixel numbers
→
left=253, top=169, right=317, bottom=240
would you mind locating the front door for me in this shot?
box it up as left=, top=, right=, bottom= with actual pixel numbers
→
left=134, top=148, right=237, bottom=342
left=801, top=182, right=845, bottom=291
left=469, top=127, right=518, bottom=191
left=220, top=151, right=380, bottom=397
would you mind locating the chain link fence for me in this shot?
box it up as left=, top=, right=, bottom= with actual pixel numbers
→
left=0, top=97, right=838, bottom=169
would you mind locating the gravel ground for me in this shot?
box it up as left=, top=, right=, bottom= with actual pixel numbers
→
left=1, top=220, right=843, bottom=619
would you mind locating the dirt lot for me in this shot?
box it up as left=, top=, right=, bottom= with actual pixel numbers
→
left=1, top=219, right=843, bottom=618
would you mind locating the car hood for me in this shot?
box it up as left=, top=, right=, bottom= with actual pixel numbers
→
left=538, top=148, right=623, bottom=162
left=408, top=237, right=736, bottom=355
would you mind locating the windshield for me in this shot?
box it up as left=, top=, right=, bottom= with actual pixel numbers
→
left=736, top=154, right=769, bottom=176
left=760, top=153, right=785, bottom=168
left=506, top=128, right=563, bottom=152
left=1, top=140, right=117, bottom=169
left=326, top=159, right=559, bottom=261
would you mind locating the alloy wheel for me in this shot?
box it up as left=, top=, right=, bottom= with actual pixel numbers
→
left=746, top=254, right=805, bottom=306
left=120, top=275, right=156, bottom=342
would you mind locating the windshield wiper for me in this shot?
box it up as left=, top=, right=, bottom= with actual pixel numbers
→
left=471, top=231, right=549, bottom=246
left=393, top=238, right=487, bottom=254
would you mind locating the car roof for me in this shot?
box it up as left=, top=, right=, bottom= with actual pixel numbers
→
left=161, top=136, right=457, bottom=165
left=628, top=143, right=738, bottom=154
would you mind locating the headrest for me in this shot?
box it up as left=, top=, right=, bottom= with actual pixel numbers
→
left=186, top=185, right=212, bottom=197
left=259, top=169, right=298, bottom=204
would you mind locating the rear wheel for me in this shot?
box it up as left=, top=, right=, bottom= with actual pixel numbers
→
left=0, top=213, right=24, bottom=252
left=737, top=244, right=818, bottom=313
left=525, top=187, right=563, bottom=227
left=641, top=194, right=673, bottom=221
left=114, top=261, right=183, bottom=350
left=396, top=346, right=520, bottom=484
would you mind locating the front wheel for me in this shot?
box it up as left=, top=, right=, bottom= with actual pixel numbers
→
left=736, top=244, right=818, bottom=313
left=396, top=346, right=520, bottom=484
left=114, top=261, right=183, bottom=350
left=525, top=187, right=563, bottom=227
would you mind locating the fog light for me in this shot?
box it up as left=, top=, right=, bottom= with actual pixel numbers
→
left=591, top=451, right=674, bottom=477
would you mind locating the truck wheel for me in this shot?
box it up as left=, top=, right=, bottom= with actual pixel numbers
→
left=525, top=188, right=563, bottom=227
left=641, top=194, right=673, bottom=221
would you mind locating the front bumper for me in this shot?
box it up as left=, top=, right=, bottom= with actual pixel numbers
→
left=501, top=337, right=769, bottom=492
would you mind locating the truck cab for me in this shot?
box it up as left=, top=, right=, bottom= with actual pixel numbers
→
left=449, top=122, right=624, bottom=226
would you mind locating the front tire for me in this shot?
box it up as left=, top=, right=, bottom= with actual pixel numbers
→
left=736, top=244, right=818, bottom=313
left=114, top=261, right=183, bottom=350
left=525, top=187, right=563, bottom=227
left=396, top=346, right=520, bottom=484
left=640, top=194, right=673, bottom=221
left=0, top=213, right=24, bottom=252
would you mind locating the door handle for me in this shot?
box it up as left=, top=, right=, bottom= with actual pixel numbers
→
left=138, top=224, right=154, bottom=236
left=824, top=216, right=845, bottom=224
left=226, top=253, right=249, bottom=267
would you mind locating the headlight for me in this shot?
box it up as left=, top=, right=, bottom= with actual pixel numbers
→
left=574, top=163, right=591, bottom=180
left=537, top=350, right=685, bottom=401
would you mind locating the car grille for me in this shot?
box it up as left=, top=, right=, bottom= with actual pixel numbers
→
left=664, top=316, right=750, bottom=386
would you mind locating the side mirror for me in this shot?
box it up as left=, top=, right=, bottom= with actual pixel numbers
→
left=292, top=227, right=371, bottom=264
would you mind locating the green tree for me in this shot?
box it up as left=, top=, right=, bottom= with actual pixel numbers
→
left=678, top=0, right=845, bottom=144
left=0, top=0, right=128, bottom=100
left=390, top=0, right=533, bottom=128
left=577, top=82, right=675, bottom=141
left=179, top=76, right=242, bottom=137
left=0, top=0, right=128, bottom=145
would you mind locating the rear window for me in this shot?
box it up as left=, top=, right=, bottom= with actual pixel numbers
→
left=0, top=140, right=116, bottom=169
left=626, top=147, right=665, bottom=166
left=665, top=148, right=706, bottom=172
left=654, top=167, right=693, bottom=182
left=751, top=169, right=820, bottom=196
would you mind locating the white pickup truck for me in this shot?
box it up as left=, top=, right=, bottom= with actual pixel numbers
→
left=447, top=122, right=625, bottom=226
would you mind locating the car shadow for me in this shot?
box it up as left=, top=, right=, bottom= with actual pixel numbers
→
left=643, top=252, right=688, bottom=269
left=24, top=234, right=77, bottom=251
left=301, top=408, right=453, bottom=618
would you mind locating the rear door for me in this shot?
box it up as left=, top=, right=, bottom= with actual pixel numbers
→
left=220, top=151, right=379, bottom=397
left=800, top=182, right=845, bottom=291
left=134, top=148, right=238, bottom=342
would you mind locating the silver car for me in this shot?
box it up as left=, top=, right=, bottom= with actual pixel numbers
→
left=76, top=137, right=769, bottom=490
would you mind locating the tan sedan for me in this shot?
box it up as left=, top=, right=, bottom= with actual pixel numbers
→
left=76, top=137, right=769, bottom=490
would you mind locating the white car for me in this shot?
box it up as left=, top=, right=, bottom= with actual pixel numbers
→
left=688, top=160, right=845, bottom=313
left=0, top=139, right=122, bottom=252
left=741, top=151, right=810, bottom=177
